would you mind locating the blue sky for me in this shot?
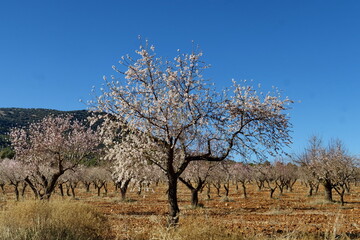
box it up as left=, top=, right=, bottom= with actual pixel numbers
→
left=1, top=0, right=360, bottom=156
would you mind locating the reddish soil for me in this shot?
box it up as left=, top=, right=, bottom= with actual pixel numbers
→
left=84, top=183, right=360, bottom=239
left=4, top=182, right=360, bottom=239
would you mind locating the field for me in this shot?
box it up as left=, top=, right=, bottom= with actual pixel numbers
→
left=1, top=182, right=360, bottom=240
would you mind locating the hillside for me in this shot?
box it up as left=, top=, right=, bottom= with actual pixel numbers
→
left=0, top=108, right=93, bottom=148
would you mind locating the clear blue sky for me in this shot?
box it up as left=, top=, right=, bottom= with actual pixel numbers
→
left=1, top=0, right=360, bottom=156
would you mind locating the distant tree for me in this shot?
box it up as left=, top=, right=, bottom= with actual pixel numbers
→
left=231, top=162, right=253, bottom=198
left=298, top=161, right=320, bottom=197
left=10, top=115, right=99, bottom=200
left=179, top=161, right=217, bottom=207
left=253, top=162, right=270, bottom=191
left=273, top=161, right=298, bottom=194
left=88, top=166, right=112, bottom=196
left=0, top=158, right=25, bottom=201
left=91, top=41, right=292, bottom=225
left=219, top=160, right=233, bottom=199
left=263, top=164, right=279, bottom=199
left=61, top=168, right=83, bottom=198
left=207, top=163, right=223, bottom=197
left=298, top=136, right=357, bottom=205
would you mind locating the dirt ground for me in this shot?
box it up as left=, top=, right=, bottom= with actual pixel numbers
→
left=81, top=183, right=360, bottom=239
left=3, top=182, right=360, bottom=239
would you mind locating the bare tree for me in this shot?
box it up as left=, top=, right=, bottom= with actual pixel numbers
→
left=91, top=41, right=292, bottom=225
left=273, top=161, right=298, bottom=194
left=61, top=168, right=83, bottom=198
left=88, top=166, right=112, bottom=197
left=231, top=162, right=253, bottom=199
left=298, top=136, right=357, bottom=205
left=179, top=161, right=217, bottom=207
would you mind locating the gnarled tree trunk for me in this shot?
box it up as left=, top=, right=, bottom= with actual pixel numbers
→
left=323, top=179, right=333, bottom=202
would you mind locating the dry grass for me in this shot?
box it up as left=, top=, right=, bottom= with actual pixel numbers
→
left=119, top=215, right=354, bottom=240
left=0, top=199, right=110, bottom=240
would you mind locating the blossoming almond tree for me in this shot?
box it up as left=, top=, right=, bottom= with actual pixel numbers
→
left=10, top=115, right=99, bottom=200
left=91, top=41, right=292, bottom=225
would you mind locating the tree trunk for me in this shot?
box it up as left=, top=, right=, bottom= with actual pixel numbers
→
left=58, top=184, right=64, bottom=197
left=308, top=186, right=313, bottom=196
left=40, top=171, right=64, bottom=200
left=278, top=184, right=284, bottom=195
left=120, top=178, right=131, bottom=200
left=66, top=186, right=71, bottom=196
left=256, top=180, right=263, bottom=191
left=191, top=189, right=199, bottom=207
left=345, top=182, right=351, bottom=193
left=206, top=183, right=211, bottom=199
left=104, top=183, right=108, bottom=196
left=241, top=182, right=247, bottom=199
left=137, top=181, right=143, bottom=195
left=323, top=180, right=333, bottom=202
left=21, top=182, right=28, bottom=197
left=120, top=188, right=127, bottom=200
left=334, top=186, right=346, bottom=206
left=84, top=182, right=91, bottom=192
left=289, top=179, right=297, bottom=192
left=270, top=188, right=276, bottom=199
left=25, top=177, right=39, bottom=199
left=14, top=184, right=19, bottom=201
left=340, top=190, right=345, bottom=206
left=223, top=183, right=229, bottom=197
left=71, top=185, right=76, bottom=198
left=315, top=183, right=319, bottom=194
left=167, top=174, right=179, bottom=227
left=213, top=183, right=221, bottom=197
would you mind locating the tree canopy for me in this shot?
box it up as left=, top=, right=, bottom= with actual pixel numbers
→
left=91, top=41, right=293, bottom=225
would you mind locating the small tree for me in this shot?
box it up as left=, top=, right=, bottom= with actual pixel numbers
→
left=92, top=41, right=292, bottom=225
left=273, top=161, right=298, bottom=194
left=179, top=161, right=217, bottom=207
left=88, top=166, right=112, bottom=197
left=79, top=167, right=93, bottom=192
left=61, top=169, right=83, bottom=198
left=263, top=164, right=278, bottom=199
left=219, top=160, right=233, bottom=199
left=298, top=136, right=357, bottom=204
left=231, top=162, right=253, bottom=199
left=0, top=158, right=25, bottom=201
left=298, top=163, right=320, bottom=196
left=10, top=116, right=99, bottom=200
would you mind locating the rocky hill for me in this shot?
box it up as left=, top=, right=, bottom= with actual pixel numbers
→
left=0, top=108, right=92, bottom=148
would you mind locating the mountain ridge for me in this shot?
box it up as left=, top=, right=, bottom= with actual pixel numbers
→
left=0, top=107, right=93, bottom=148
